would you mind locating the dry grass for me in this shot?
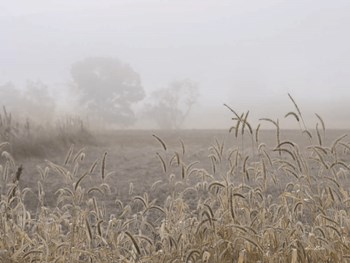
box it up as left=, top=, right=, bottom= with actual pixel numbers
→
left=0, top=107, right=94, bottom=159
left=1, top=99, right=350, bottom=262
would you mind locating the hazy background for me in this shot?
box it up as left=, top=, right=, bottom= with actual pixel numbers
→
left=1, top=0, right=350, bottom=129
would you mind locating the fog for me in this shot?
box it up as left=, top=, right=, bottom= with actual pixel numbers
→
left=1, top=0, right=350, bottom=129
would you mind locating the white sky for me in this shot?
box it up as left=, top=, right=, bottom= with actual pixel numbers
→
left=1, top=0, right=350, bottom=128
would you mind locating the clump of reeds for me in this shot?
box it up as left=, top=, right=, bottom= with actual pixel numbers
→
left=0, top=106, right=94, bottom=159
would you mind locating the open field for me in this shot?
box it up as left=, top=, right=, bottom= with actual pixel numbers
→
left=3, top=126, right=350, bottom=262
left=17, top=129, right=350, bottom=211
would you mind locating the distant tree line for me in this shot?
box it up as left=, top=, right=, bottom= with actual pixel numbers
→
left=0, top=56, right=199, bottom=129
left=0, top=80, right=55, bottom=124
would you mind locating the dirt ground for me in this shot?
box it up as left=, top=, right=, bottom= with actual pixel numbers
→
left=14, top=129, right=350, bottom=216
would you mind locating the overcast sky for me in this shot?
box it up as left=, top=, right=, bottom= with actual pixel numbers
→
left=1, top=0, right=350, bottom=128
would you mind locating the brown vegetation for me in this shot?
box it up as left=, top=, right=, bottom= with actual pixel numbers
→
left=1, top=98, right=350, bottom=262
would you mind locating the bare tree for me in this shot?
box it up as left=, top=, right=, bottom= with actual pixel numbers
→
left=145, top=79, right=199, bottom=129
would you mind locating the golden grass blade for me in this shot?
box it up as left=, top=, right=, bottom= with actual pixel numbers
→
left=223, top=103, right=241, bottom=120
left=101, top=152, right=107, bottom=180
left=315, top=113, right=326, bottom=134
left=255, top=123, right=261, bottom=144
left=316, top=123, right=322, bottom=146
left=156, top=152, right=167, bottom=173
left=180, top=139, right=186, bottom=155
left=285, top=111, right=300, bottom=122
left=152, top=134, right=167, bottom=151
left=125, top=231, right=141, bottom=255
left=75, top=172, right=88, bottom=191
left=288, top=93, right=302, bottom=117
left=64, top=144, right=74, bottom=166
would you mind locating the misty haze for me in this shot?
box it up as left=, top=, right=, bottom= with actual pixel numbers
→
left=1, top=1, right=350, bottom=262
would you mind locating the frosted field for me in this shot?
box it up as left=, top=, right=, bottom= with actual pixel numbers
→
left=18, top=129, right=350, bottom=211
left=3, top=127, right=350, bottom=262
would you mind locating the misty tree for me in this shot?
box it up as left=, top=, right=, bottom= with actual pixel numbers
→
left=0, top=82, right=21, bottom=110
left=0, top=83, right=21, bottom=138
left=22, top=80, right=56, bottom=121
left=145, top=79, right=199, bottom=129
left=0, top=81, right=56, bottom=139
left=0, top=81, right=55, bottom=122
left=70, top=57, right=145, bottom=126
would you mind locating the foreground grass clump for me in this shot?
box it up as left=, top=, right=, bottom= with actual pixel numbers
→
left=1, top=97, right=350, bottom=262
